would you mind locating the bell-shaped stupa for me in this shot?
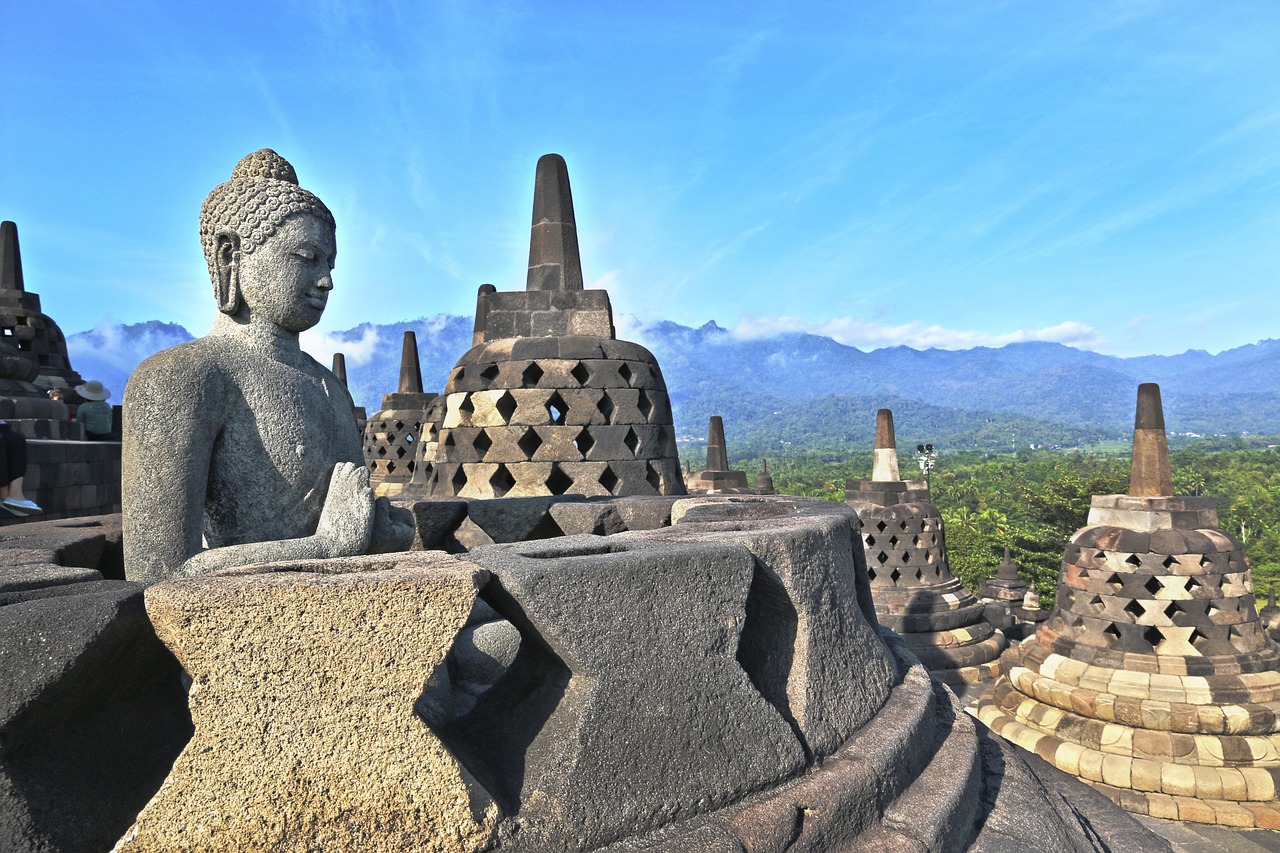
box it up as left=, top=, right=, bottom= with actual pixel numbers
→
left=362, top=331, right=437, bottom=497
left=844, top=408, right=1006, bottom=687
left=412, top=155, right=684, bottom=498
left=978, top=383, right=1280, bottom=828
left=685, top=416, right=751, bottom=494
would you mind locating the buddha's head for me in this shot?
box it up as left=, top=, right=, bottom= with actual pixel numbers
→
left=200, top=149, right=337, bottom=332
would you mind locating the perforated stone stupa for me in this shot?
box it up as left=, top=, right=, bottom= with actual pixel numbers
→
left=0, top=221, right=84, bottom=393
left=844, top=408, right=1006, bottom=686
left=363, top=331, right=437, bottom=497
left=978, top=383, right=1280, bottom=828
left=415, top=154, right=685, bottom=499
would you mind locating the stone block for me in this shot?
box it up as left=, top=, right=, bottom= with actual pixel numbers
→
left=118, top=553, right=497, bottom=852
left=451, top=535, right=805, bottom=850
left=1, top=583, right=191, bottom=853
left=629, top=497, right=897, bottom=756
left=400, top=498, right=469, bottom=551
left=0, top=563, right=100, bottom=594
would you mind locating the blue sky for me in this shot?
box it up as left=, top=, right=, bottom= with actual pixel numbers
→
left=3, top=1, right=1278, bottom=360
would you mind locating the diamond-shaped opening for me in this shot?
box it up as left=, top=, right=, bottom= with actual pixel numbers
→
left=495, top=391, right=518, bottom=422
left=1125, top=553, right=1142, bottom=566
left=405, top=432, right=416, bottom=443
left=394, top=420, right=406, bottom=431
left=1208, top=604, right=1220, bottom=619
left=489, top=464, right=516, bottom=498
left=925, top=551, right=935, bottom=564
left=1161, top=555, right=1180, bottom=569
left=914, top=568, right=924, bottom=581
left=546, top=391, right=568, bottom=425
left=657, top=426, right=672, bottom=452
left=618, top=363, right=634, bottom=386
left=480, top=364, right=499, bottom=381
left=876, top=521, right=888, bottom=533
left=451, top=467, right=467, bottom=492
left=898, top=520, right=909, bottom=530
left=888, top=535, right=899, bottom=547
left=912, top=535, right=920, bottom=547
left=1164, top=601, right=1180, bottom=620
left=385, top=460, right=397, bottom=473
left=1144, top=576, right=1164, bottom=596
left=573, top=428, right=594, bottom=457
left=638, top=390, right=653, bottom=421
left=1088, top=594, right=1104, bottom=613
left=867, top=567, right=877, bottom=581
left=377, top=445, right=388, bottom=457
left=597, top=393, right=615, bottom=422
left=646, top=461, right=662, bottom=492
left=623, top=427, right=639, bottom=455
left=518, top=428, right=543, bottom=460
left=866, top=535, right=876, bottom=547
left=443, top=433, right=456, bottom=448
left=599, top=466, right=620, bottom=494
left=454, top=366, right=466, bottom=382
left=1103, top=623, right=1122, bottom=640
left=889, top=568, right=902, bottom=583
left=1199, top=555, right=1215, bottom=568
left=1187, top=576, right=1203, bottom=591
left=1105, top=572, right=1123, bottom=591
left=1189, top=627, right=1206, bottom=648
left=472, top=431, right=493, bottom=458
left=876, top=551, right=889, bottom=565
left=1143, top=626, right=1164, bottom=648
left=459, top=396, right=475, bottom=419
left=1124, top=599, right=1145, bottom=618
left=546, top=463, right=573, bottom=495
left=395, top=445, right=408, bottom=459
left=522, top=362, right=544, bottom=387
left=571, top=361, right=590, bottom=385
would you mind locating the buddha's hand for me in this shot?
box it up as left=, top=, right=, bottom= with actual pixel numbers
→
left=314, top=461, right=375, bottom=557
left=369, top=498, right=416, bottom=553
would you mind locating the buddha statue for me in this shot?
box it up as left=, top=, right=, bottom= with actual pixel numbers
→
left=123, top=149, right=412, bottom=581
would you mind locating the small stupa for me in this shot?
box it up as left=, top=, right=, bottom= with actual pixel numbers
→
left=844, top=408, right=1006, bottom=687
left=413, top=154, right=684, bottom=498
left=1259, top=587, right=1280, bottom=641
left=685, top=416, right=751, bottom=494
left=361, top=331, right=437, bottom=497
left=754, top=458, right=777, bottom=495
left=0, top=221, right=81, bottom=438
left=978, top=383, right=1280, bottom=828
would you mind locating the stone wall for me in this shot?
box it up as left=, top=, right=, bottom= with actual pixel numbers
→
left=0, top=439, right=121, bottom=526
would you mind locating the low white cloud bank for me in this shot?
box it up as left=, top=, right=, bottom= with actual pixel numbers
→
left=729, top=316, right=1105, bottom=351
left=300, top=326, right=382, bottom=367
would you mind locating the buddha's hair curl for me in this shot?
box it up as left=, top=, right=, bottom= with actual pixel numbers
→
left=198, top=149, right=334, bottom=276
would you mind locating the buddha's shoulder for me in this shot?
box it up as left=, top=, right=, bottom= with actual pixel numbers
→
left=128, top=337, right=239, bottom=392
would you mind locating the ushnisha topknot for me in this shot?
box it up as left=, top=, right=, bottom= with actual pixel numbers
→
left=198, top=148, right=334, bottom=283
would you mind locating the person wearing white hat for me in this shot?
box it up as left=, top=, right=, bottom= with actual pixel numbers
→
left=75, top=379, right=115, bottom=440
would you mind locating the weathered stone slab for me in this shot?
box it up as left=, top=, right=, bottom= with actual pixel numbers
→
left=2, top=583, right=191, bottom=853
left=629, top=496, right=897, bottom=757
left=452, top=534, right=806, bottom=850
left=0, top=562, right=101, bottom=594
left=115, top=552, right=497, bottom=852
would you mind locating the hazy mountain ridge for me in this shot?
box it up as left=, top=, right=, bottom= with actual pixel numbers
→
left=65, top=317, right=1280, bottom=452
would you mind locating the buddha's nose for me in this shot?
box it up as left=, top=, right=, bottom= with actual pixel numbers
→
left=317, top=273, right=334, bottom=291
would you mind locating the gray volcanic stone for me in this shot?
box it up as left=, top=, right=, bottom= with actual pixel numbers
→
left=0, top=583, right=191, bottom=853
left=447, top=534, right=806, bottom=850
left=0, top=563, right=101, bottom=594
left=397, top=497, right=469, bottom=550
left=0, top=514, right=124, bottom=579
left=628, top=496, right=897, bottom=758
left=547, top=500, right=626, bottom=535
left=464, top=495, right=582, bottom=542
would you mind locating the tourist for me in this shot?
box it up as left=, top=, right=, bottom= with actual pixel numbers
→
left=0, top=420, right=41, bottom=516
left=73, top=379, right=114, bottom=439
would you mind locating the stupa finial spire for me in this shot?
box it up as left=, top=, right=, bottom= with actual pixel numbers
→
left=331, top=353, right=348, bottom=386
left=872, top=408, right=900, bottom=482
left=1129, top=383, right=1173, bottom=497
left=397, top=331, right=423, bottom=394
left=706, top=416, right=729, bottom=472
left=0, top=221, right=24, bottom=292
left=526, top=153, right=584, bottom=292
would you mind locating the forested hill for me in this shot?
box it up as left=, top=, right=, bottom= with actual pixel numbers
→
left=67, top=317, right=1280, bottom=454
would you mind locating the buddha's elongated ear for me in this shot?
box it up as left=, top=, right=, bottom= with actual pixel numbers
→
left=213, top=231, right=242, bottom=316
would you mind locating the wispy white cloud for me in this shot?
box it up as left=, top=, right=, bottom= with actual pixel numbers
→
left=728, top=315, right=1105, bottom=351
left=300, top=325, right=382, bottom=366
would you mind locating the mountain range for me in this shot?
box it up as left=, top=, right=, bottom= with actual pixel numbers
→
left=66, top=317, right=1280, bottom=458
